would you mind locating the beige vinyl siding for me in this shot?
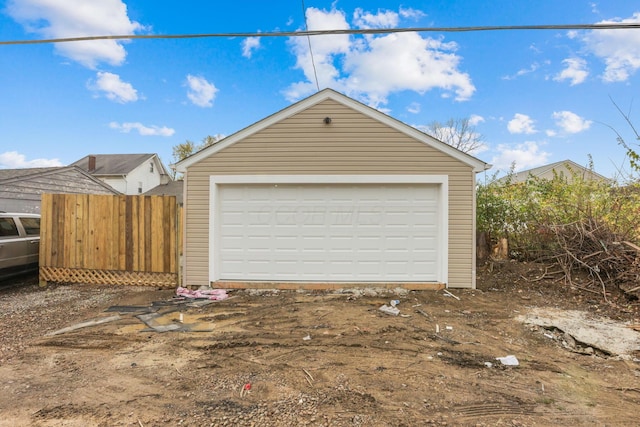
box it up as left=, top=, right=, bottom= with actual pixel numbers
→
left=184, top=99, right=476, bottom=288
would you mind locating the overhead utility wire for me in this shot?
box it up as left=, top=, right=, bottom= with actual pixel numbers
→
left=1, top=23, right=638, bottom=46
left=301, top=0, right=320, bottom=92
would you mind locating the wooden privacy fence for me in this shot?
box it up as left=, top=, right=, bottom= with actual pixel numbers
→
left=39, top=194, right=181, bottom=288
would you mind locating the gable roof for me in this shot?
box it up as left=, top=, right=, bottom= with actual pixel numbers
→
left=0, top=167, right=69, bottom=182
left=503, top=159, right=611, bottom=184
left=71, top=153, right=169, bottom=176
left=176, top=88, right=491, bottom=173
left=0, top=166, right=120, bottom=194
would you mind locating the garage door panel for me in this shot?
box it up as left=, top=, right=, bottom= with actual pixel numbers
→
left=216, top=183, right=442, bottom=282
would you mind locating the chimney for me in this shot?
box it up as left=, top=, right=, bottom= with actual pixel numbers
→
left=88, top=155, right=96, bottom=173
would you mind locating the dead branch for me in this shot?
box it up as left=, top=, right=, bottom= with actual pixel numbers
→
left=546, top=218, right=640, bottom=302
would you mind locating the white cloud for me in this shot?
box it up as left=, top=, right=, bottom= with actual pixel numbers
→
left=552, top=110, right=592, bottom=134
left=554, top=58, right=589, bottom=85
left=285, top=7, right=474, bottom=107
left=88, top=72, right=138, bottom=103
left=7, top=0, right=143, bottom=69
left=242, top=37, right=261, bottom=58
left=0, top=151, right=63, bottom=168
left=469, top=114, right=485, bottom=126
left=407, top=102, right=421, bottom=114
left=580, top=12, right=640, bottom=82
left=109, top=122, right=175, bottom=136
left=507, top=113, right=537, bottom=134
left=490, top=141, right=551, bottom=172
left=502, top=62, right=541, bottom=80
left=185, top=75, right=218, bottom=107
left=353, top=8, right=399, bottom=29
left=399, top=7, right=426, bottom=20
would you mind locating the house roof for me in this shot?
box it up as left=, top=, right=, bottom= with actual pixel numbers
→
left=0, top=167, right=62, bottom=182
left=176, top=88, right=492, bottom=173
left=502, top=159, right=611, bottom=184
left=143, top=180, right=183, bottom=200
left=0, top=166, right=120, bottom=194
left=71, top=153, right=169, bottom=176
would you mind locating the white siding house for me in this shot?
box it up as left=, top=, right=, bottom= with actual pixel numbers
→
left=71, top=154, right=172, bottom=195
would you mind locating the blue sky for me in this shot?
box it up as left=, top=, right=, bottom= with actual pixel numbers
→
left=1, top=0, right=639, bottom=180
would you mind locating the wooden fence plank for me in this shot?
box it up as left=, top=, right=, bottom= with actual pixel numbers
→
left=63, top=194, right=75, bottom=268
left=51, top=194, right=61, bottom=267
left=164, top=196, right=174, bottom=273
left=117, top=195, right=127, bottom=270
left=74, top=194, right=86, bottom=268
left=125, top=196, right=133, bottom=271
left=39, top=194, right=52, bottom=267
left=144, top=196, right=152, bottom=271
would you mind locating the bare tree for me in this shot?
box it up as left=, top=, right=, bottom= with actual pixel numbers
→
left=170, top=134, right=224, bottom=179
left=427, top=118, right=485, bottom=154
left=610, top=98, right=640, bottom=176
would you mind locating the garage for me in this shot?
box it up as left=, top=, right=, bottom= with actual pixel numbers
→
left=210, top=176, right=447, bottom=282
left=177, top=88, right=490, bottom=289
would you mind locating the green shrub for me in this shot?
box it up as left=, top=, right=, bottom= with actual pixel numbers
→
left=476, top=166, right=640, bottom=261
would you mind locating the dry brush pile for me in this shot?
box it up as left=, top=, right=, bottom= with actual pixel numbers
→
left=548, top=218, right=640, bottom=301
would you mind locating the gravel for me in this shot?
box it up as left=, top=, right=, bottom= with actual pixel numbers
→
left=0, top=276, right=148, bottom=364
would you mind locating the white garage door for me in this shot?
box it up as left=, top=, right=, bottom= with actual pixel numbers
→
left=214, top=182, right=443, bottom=282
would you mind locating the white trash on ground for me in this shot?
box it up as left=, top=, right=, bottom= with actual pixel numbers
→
left=379, top=304, right=400, bottom=316
left=496, top=355, right=519, bottom=366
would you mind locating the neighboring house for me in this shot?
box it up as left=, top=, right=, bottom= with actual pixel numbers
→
left=143, top=180, right=184, bottom=205
left=176, top=88, right=490, bottom=289
left=71, top=153, right=172, bottom=195
left=0, top=166, right=119, bottom=213
left=500, top=160, right=610, bottom=184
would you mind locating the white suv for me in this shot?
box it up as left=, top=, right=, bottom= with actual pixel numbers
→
left=0, top=213, right=40, bottom=280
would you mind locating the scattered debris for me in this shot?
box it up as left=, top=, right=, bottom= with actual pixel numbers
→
left=136, top=311, right=215, bottom=333
left=379, top=304, right=400, bottom=316
left=443, top=289, right=461, bottom=300
left=518, top=307, right=640, bottom=357
left=303, top=334, right=312, bottom=341
left=496, top=355, right=519, bottom=366
left=176, top=287, right=229, bottom=301
left=240, top=383, right=251, bottom=398
left=302, top=368, right=314, bottom=382
left=46, top=315, right=121, bottom=336
left=302, top=368, right=314, bottom=387
left=415, top=309, right=431, bottom=319
left=433, top=334, right=461, bottom=345
left=105, top=306, right=156, bottom=314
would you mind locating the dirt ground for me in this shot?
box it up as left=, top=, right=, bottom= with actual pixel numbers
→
left=1, top=262, right=639, bottom=427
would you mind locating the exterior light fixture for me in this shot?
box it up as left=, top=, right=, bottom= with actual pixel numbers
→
left=323, top=117, right=332, bottom=124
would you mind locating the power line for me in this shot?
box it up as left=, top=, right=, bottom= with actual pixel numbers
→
left=1, top=23, right=638, bottom=46
left=301, top=0, right=320, bottom=92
